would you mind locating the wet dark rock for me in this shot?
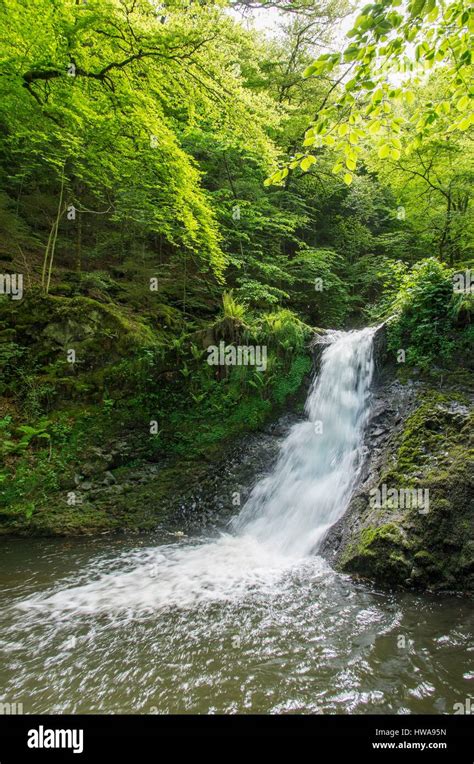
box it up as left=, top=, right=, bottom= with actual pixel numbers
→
left=167, top=420, right=296, bottom=532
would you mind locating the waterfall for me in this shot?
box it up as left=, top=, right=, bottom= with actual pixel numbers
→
left=234, top=327, right=376, bottom=555
left=20, top=328, right=376, bottom=614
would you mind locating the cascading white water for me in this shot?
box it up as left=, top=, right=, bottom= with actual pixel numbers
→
left=233, top=327, right=376, bottom=555
left=19, top=328, right=376, bottom=614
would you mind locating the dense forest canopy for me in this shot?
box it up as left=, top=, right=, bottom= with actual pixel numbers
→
left=0, top=0, right=472, bottom=481
left=1, top=0, right=471, bottom=307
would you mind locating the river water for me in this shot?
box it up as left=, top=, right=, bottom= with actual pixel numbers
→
left=0, top=330, right=472, bottom=714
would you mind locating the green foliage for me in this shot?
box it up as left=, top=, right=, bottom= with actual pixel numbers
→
left=367, top=257, right=408, bottom=321
left=222, top=291, right=246, bottom=322
left=1, top=414, right=52, bottom=457
left=296, top=0, right=473, bottom=182
left=0, top=341, right=25, bottom=395
left=258, top=309, right=310, bottom=353
left=287, top=248, right=350, bottom=326
left=0, top=0, right=284, bottom=287
left=383, top=258, right=468, bottom=368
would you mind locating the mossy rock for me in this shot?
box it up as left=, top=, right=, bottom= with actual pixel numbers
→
left=335, top=386, right=473, bottom=593
left=340, top=523, right=412, bottom=586
left=0, top=291, right=160, bottom=401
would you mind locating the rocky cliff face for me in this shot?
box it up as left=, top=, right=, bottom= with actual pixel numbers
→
left=320, top=329, right=474, bottom=594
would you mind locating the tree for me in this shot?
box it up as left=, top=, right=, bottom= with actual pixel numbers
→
left=364, top=72, right=473, bottom=263
left=266, top=0, right=473, bottom=186
left=0, top=0, right=279, bottom=288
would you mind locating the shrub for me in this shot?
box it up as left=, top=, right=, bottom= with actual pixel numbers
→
left=385, top=258, right=457, bottom=368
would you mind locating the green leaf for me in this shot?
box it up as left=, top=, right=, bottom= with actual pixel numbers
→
left=343, top=45, right=360, bottom=62
left=303, top=60, right=329, bottom=78
left=458, top=116, right=472, bottom=130
left=410, top=0, right=426, bottom=17
left=368, top=120, right=382, bottom=135
left=300, top=155, right=316, bottom=172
